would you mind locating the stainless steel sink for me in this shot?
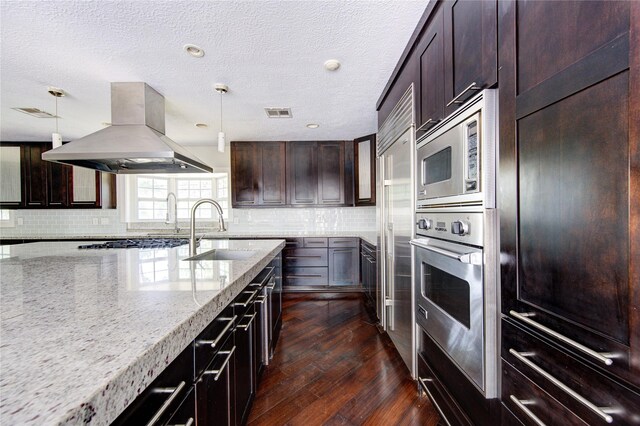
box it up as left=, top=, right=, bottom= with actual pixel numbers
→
left=184, top=249, right=257, bottom=261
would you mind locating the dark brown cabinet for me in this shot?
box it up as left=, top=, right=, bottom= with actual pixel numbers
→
left=354, top=134, right=376, bottom=206
left=231, top=141, right=287, bottom=207
left=287, top=141, right=318, bottom=205
left=417, top=6, right=445, bottom=137
left=360, top=240, right=376, bottom=303
left=328, top=238, right=359, bottom=287
left=317, top=141, right=346, bottom=205
left=443, top=0, right=497, bottom=115
left=498, top=0, right=639, bottom=423
left=0, top=141, right=113, bottom=209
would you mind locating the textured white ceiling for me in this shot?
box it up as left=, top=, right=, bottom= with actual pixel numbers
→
left=0, top=0, right=425, bottom=147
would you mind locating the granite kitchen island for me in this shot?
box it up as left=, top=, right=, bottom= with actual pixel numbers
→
left=0, top=238, right=284, bottom=425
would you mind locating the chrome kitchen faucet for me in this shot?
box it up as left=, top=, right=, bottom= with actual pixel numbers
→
left=189, top=198, right=226, bottom=256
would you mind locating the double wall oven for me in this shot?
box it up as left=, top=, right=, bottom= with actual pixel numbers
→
left=411, top=90, right=499, bottom=399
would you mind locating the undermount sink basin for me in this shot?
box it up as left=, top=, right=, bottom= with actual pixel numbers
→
left=184, top=249, right=257, bottom=261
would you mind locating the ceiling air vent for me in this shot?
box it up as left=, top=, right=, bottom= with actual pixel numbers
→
left=12, top=107, right=57, bottom=118
left=264, top=107, right=292, bottom=118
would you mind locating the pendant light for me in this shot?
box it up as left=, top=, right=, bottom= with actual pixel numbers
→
left=214, top=83, right=228, bottom=153
left=48, top=87, right=65, bottom=148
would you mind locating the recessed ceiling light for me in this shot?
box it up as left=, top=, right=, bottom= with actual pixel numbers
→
left=183, top=44, right=205, bottom=58
left=306, top=123, right=320, bottom=129
left=195, top=123, right=208, bottom=128
left=324, top=59, right=341, bottom=71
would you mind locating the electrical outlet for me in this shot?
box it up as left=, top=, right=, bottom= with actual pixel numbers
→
left=92, top=218, right=99, bottom=225
left=17, top=218, right=23, bottom=226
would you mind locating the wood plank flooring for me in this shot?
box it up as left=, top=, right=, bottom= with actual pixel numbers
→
left=248, top=293, right=440, bottom=426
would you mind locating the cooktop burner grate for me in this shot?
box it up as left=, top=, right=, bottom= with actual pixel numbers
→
left=78, top=239, right=189, bottom=249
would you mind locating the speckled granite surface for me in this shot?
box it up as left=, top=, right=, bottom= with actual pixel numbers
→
left=1, top=231, right=378, bottom=246
left=0, top=239, right=284, bottom=425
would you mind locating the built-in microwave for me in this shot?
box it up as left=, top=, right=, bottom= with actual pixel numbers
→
left=416, top=89, right=497, bottom=209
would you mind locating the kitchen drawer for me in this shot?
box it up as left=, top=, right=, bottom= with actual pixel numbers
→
left=112, top=344, right=194, bottom=426
left=328, top=237, right=359, bottom=248
left=303, top=237, right=328, bottom=248
left=194, top=305, right=235, bottom=378
left=502, top=319, right=640, bottom=425
left=283, top=266, right=328, bottom=286
left=360, top=240, right=375, bottom=256
left=502, top=360, right=588, bottom=426
left=283, top=248, right=328, bottom=267
left=284, top=238, right=303, bottom=249
left=417, top=351, right=473, bottom=426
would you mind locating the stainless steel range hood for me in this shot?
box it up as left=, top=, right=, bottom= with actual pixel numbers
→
left=42, top=82, right=213, bottom=174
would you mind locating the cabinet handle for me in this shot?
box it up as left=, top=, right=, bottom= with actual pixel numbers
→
left=509, top=395, right=546, bottom=426
left=287, top=255, right=324, bottom=259
left=146, top=381, right=187, bottom=426
left=416, top=118, right=441, bottom=132
left=234, top=290, right=258, bottom=308
left=255, top=295, right=267, bottom=304
left=331, top=240, right=353, bottom=243
left=167, top=418, right=194, bottom=426
left=196, top=316, right=237, bottom=348
left=509, top=311, right=614, bottom=366
left=446, top=82, right=482, bottom=107
left=418, top=378, right=451, bottom=426
left=287, top=274, right=323, bottom=278
left=509, top=349, right=614, bottom=423
left=204, top=346, right=236, bottom=381
left=236, top=313, right=257, bottom=330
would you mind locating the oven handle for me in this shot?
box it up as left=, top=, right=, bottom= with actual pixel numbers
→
left=409, top=239, right=482, bottom=265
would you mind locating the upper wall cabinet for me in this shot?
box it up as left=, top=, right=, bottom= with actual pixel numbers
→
left=231, top=141, right=354, bottom=208
left=417, top=6, right=445, bottom=138
left=443, top=0, right=497, bottom=116
left=231, top=141, right=287, bottom=207
left=354, top=134, right=376, bottom=206
left=0, top=142, right=115, bottom=209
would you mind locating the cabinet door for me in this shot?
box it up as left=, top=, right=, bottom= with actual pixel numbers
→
left=417, top=6, right=445, bottom=138
left=46, top=161, right=70, bottom=207
left=0, top=146, right=23, bottom=206
left=328, top=247, right=359, bottom=286
left=231, top=142, right=259, bottom=206
left=195, top=337, right=236, bottom=426
left=22, top=144, right=48, bottom=207
left=354, top=135, right=376, bottom=206
left=443, top=0, right=497, bottom=114
left=70, top=167, right=98, bottom=206
left=286, top=141, right=318, bottom=205
left=317, top=141, right=346, bottom=205
left=499, top=0, right=638, bottom=387
left=235, top=310, right=255, bottom=425
left=259, top=142, right=286, bottom=205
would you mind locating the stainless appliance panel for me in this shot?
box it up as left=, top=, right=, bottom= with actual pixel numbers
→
left=412, top=238, right=485, bottom=391
left=382, top=128, right=414, bottom=372
left=415, top=211, right=484, bottom=247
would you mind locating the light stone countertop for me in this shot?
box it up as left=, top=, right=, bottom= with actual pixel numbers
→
left=0, top=238, right=285, bottom=425
left=2, top=230, right=378, bottom=247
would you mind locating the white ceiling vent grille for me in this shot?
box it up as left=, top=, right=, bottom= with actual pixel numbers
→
left=264, top=107, right=292, bottom=118
left=12, top=107, right=57, bottom=118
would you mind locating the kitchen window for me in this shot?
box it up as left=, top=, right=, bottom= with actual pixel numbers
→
left=127, top=173, right=229, bottom=224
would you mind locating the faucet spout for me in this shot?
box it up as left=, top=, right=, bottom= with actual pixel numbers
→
left=189, top=198, right=227, bottom=257
left=165, top=192, right=179, bottom=233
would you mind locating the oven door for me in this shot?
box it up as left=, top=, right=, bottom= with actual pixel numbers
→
left=410, top=237, right=486, bottom=394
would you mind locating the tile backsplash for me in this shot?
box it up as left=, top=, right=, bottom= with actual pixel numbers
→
left=0, top=206, right=376, bottom=237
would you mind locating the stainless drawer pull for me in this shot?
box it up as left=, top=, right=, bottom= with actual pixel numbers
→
left=287, top=274, right=323, bottom=278
left=204, top=346, right=236, bottom=381
left=509, top=311, right=614, bottom=366
left=196, top=315, right=237, bottom=348
left=416, top=118, right=441, bottom=132
left=147, top=381, right=187, bottom=426
left=234, top=290, right=258, bottom=308
left=167, top=418, right=194, bottom=426
left=509, top=395, right=546, bottom=426
left=446, top=82, right=482, bottom=107
left=331, top=240, right=353, bottom=243
left=509, top=349, right=614, bottom=423
left=236, top=313, right=257, bottom=330
left=418, top=378, right=451, bottom=426
left=255, top=295, right=267, bottom=304
left=287, top=255, right=324, bottom=259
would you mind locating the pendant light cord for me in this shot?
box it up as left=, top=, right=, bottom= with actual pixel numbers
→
left=55, top=96, right=59, bottom=133
left=219, top=92, right=223, bottom=133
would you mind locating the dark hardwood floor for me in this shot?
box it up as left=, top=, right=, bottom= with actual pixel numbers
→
left=248, top=293, right=440, bottom=426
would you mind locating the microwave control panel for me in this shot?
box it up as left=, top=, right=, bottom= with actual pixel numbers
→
left=415, top=212, right=483, bottom=246
left=465, top=118, right=479, bottom=193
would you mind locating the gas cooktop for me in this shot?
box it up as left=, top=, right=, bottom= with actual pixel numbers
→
left=78, top=239, right=189, bottom=249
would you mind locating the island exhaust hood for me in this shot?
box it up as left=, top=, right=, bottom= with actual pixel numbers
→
left=42, top=82, right=213, bottom=174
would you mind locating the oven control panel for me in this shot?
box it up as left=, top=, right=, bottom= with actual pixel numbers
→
left=415, top=211, right=484, bottom=247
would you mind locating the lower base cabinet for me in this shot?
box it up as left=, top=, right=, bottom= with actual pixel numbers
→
left=113, top=260, right=281, bottom=426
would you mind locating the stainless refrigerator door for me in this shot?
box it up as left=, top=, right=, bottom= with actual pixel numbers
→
left=383, top=129, right=414, bottom=372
